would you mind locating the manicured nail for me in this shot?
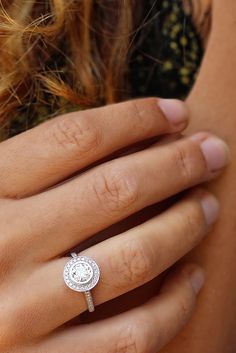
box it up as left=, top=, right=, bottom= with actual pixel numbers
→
left=158, top=99, right=189, bottom=126
left=189, top=268, right=205, bottom=294
left=192, top=134, right=230, bottom=172
left=201, top=193, right=220, bottom=227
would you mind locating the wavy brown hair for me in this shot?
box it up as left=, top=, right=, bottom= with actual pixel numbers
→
left=0, top=0, right=135, bottom=133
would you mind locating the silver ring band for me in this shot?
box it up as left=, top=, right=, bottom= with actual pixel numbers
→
left=63, top=253, right=100, bottom=313
left=84, top=290, right=95, bottom=312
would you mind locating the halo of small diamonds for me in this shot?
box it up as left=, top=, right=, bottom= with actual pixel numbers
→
left=63, top=255, right=100, bottom=292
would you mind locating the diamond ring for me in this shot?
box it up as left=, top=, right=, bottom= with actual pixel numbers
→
left=63, top=253, right=100, bottom=312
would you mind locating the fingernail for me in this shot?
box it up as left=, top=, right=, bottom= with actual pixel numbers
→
left=201, top=193, right=220, bottom=227
left=158, top=99, right=189, bottom=126
left=189, top=268, right=205, bottom=294
left=192, top=134, right=230, bottom=172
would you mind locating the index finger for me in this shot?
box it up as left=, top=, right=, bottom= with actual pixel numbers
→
left=0, top=98, right=188, bottom=198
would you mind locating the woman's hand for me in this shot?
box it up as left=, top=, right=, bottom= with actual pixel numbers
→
left=0, top=98, right=229, bottom=352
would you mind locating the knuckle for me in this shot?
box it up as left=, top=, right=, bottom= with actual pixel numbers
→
left=50, top=113, right=102, bottom=155
left=184, top=213, right=200, bottom=246
left=172, top=140, right=208, bottom=186
left=92, top=167, right=139, bottom=214
left=184, top=205, right=204, bottom=243
left=176, top=200, right=206, bottom=246
left=130, top=99, right=157, bottom=135
left=177, top=296, right=190, bottom=318
left=172, top=143, right=195, bottom=185
left=174, top=292, right=193, bottom=326
left=112, top=238, right=153, bottom=287
left=130, top=100, right=146, bottom=126
left=113, top=322, right=148, bottom=353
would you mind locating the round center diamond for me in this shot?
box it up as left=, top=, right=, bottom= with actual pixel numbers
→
left=70, top=261, right=93, bottom=284
left=64, top=255, right=100, bottom=292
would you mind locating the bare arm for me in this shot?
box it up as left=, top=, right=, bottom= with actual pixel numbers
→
left=161, top=1, right=236, bottom=352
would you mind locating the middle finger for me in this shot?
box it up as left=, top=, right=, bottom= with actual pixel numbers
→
left=12, top=132, right=229, bottom=260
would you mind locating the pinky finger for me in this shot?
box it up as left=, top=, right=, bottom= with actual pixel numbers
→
left=25, top=263, right=205, bottom=353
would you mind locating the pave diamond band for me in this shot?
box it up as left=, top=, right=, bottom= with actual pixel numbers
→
left=84, top=290, right=95, bottom=313
left=63, top=253, right=100, bottom=312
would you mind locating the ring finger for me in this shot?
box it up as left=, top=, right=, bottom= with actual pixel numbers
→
left=21, top=263, right=204, bottom=353
left=11, top=189, right=218, bottom=338
left=11, top=131, right=228, bottom=260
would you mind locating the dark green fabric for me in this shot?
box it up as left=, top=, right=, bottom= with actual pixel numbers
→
left=7, top=0, right=203, bottom=139
left=129, top=0, right=203, bottom=99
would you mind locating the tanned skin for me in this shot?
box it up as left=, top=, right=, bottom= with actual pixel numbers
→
left=160, top=1, right=236, bottom=352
